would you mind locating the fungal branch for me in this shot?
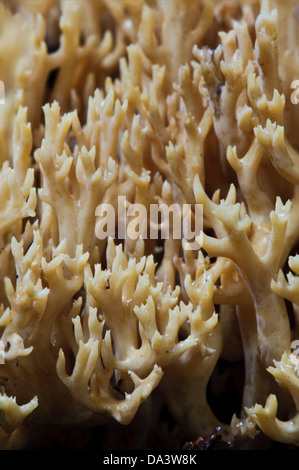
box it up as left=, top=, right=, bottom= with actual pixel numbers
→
left=194, top=174, right=291, bottom=366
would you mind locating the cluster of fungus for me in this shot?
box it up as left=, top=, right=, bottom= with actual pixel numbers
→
left=0, top=0, right=299, bottom=450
